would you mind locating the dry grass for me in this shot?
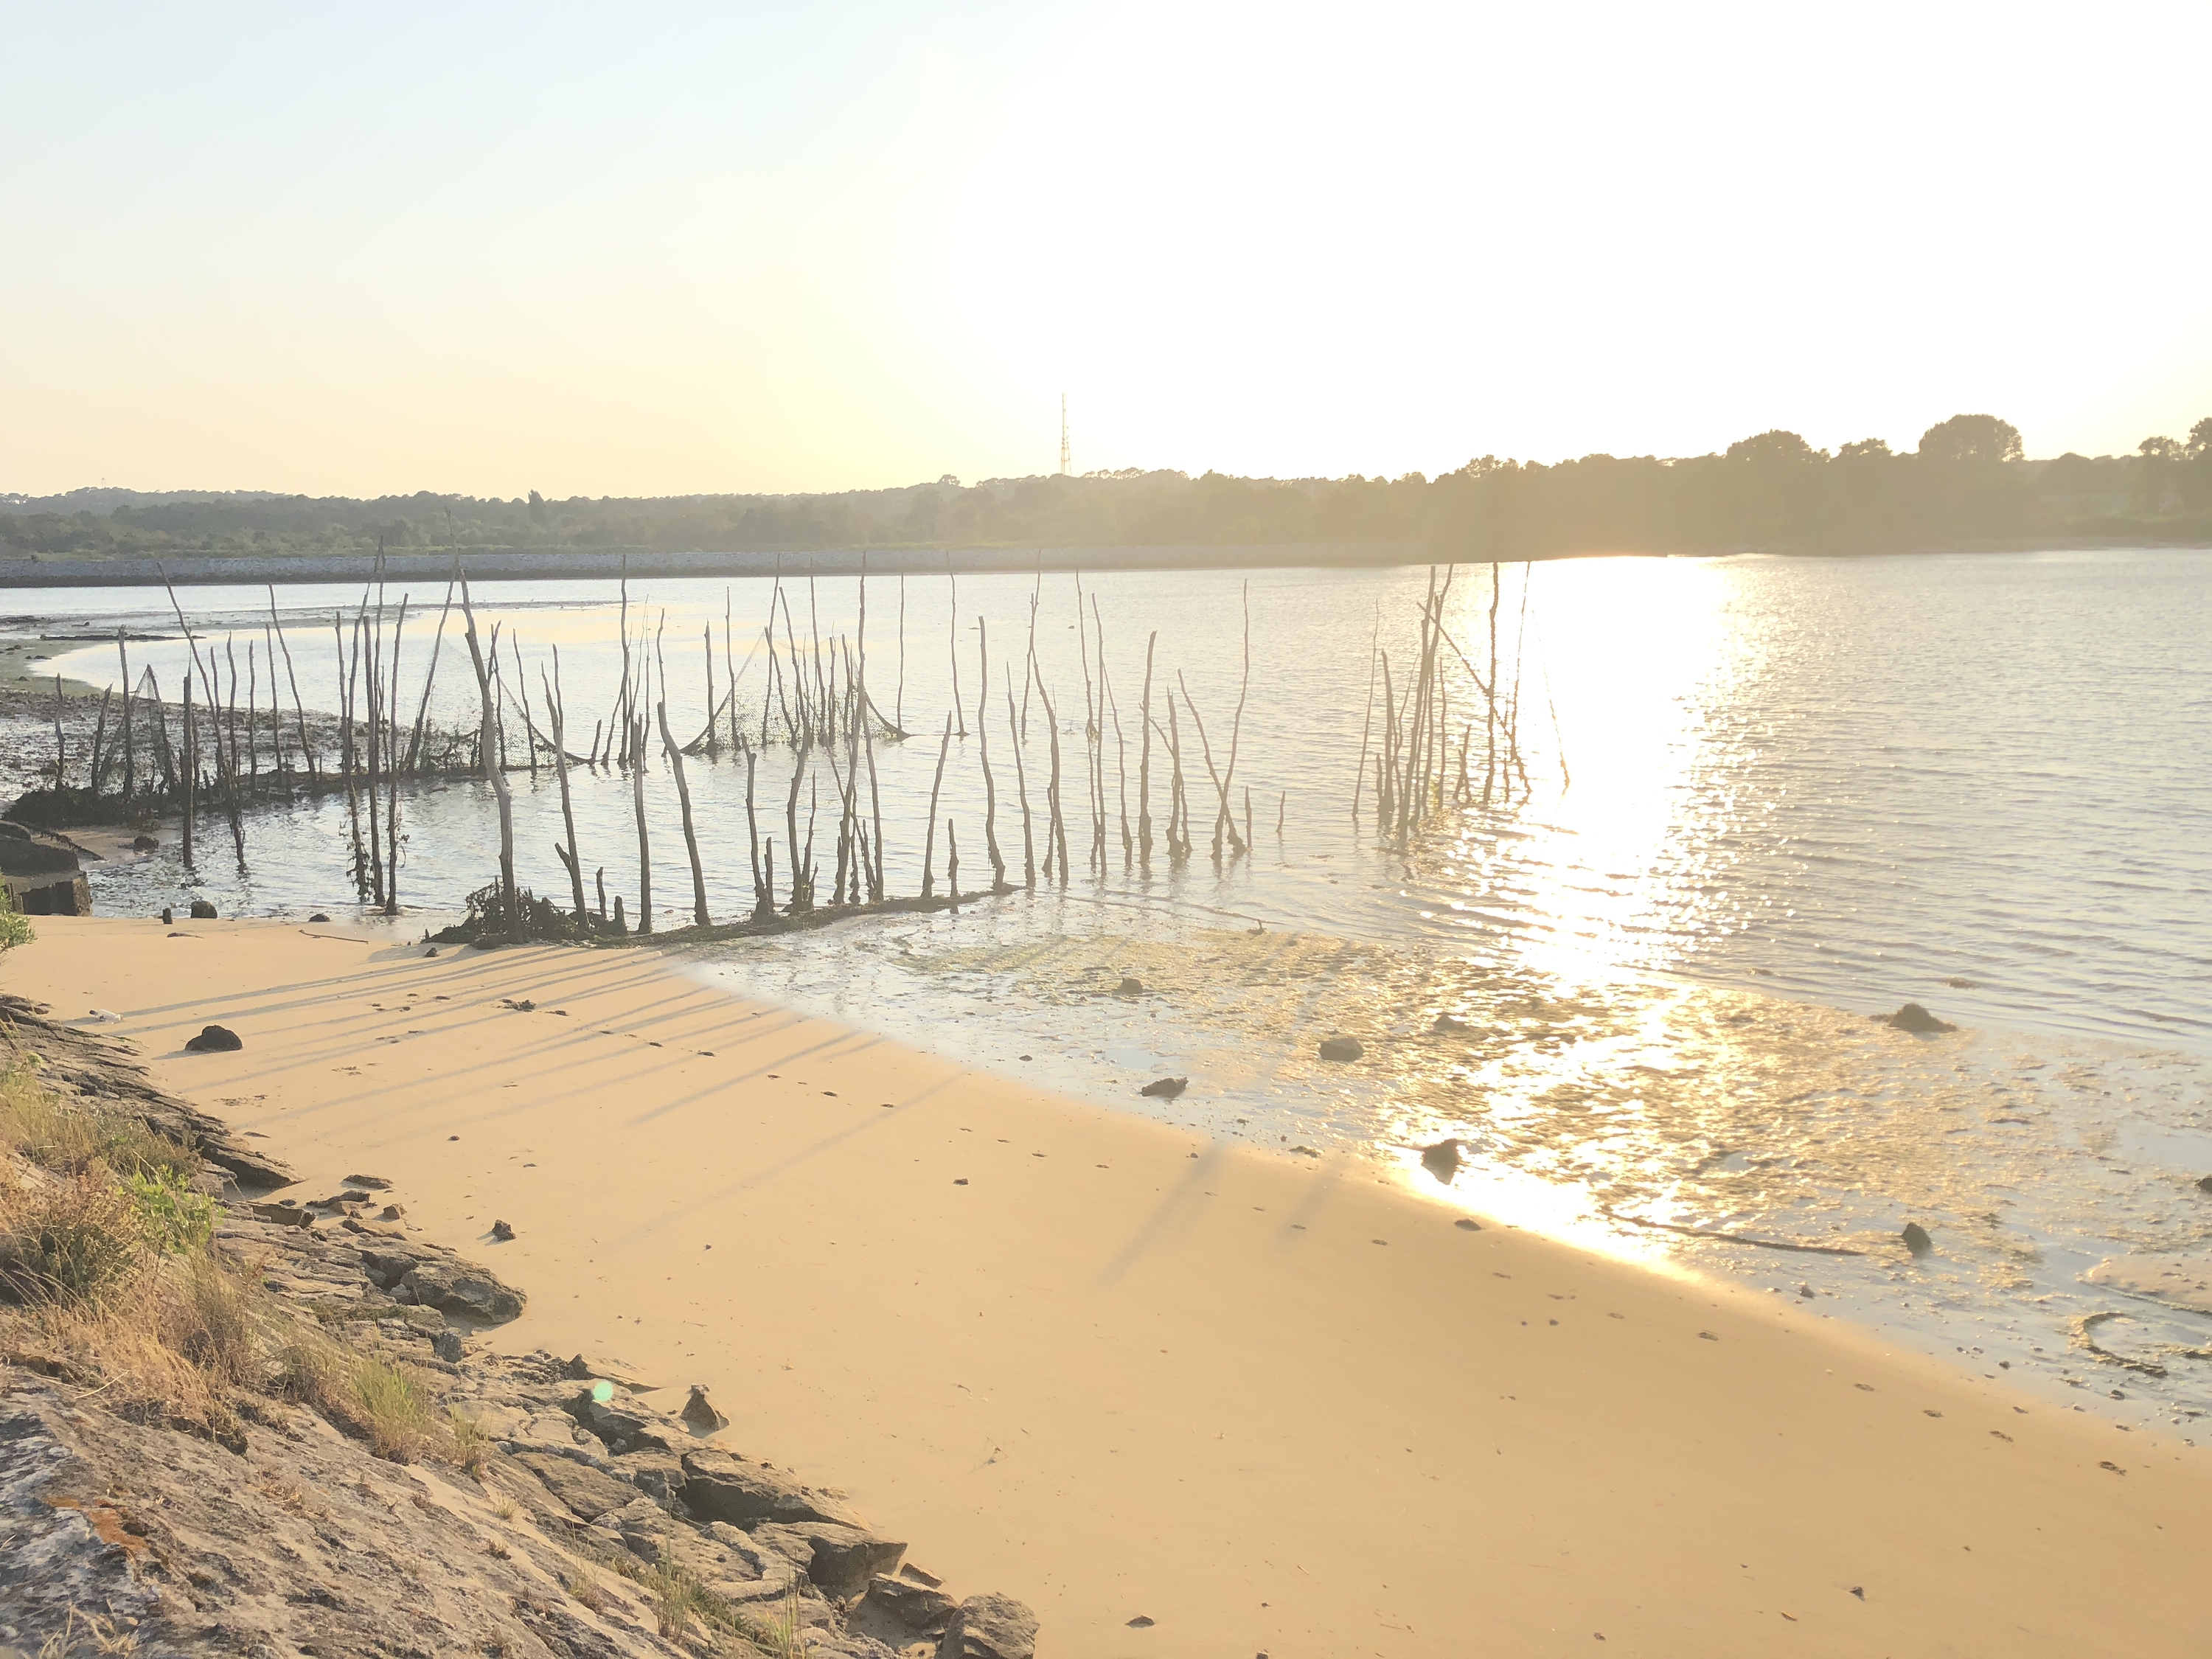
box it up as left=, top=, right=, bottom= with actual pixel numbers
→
left=449, top=1406, right=493, bottom=1475
left=0, top=1057, right=198, bottom=1183
left=277, top=1336, right=447, bottom=1463
left=0, top=1051, right=490, bottom=1476
left=563, top=1573, right=608, bottom=1613
left=35, top=1606, right=136, bottom=1659
left=0, top=1175, right=142, bottom=1304
left=647, top=1547, right=710, bottom=1640
left=351, top=1356, right=439, bottom=1461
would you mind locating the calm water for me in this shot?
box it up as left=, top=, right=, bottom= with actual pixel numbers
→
left=19, top=548, right=2212, bottom=1430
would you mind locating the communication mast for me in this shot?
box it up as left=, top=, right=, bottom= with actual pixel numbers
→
left=1060, top=393, right=1071, bottom=476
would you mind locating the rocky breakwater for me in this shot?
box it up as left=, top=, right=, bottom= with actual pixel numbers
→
left=0, top=1001, right=1039, bottom=1659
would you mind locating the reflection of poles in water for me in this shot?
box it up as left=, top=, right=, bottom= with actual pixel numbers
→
left=947, top=568, right=966, bottom=737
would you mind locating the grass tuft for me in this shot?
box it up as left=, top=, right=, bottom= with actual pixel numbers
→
left=0, top=1175, right=142, bottom=1306
left=449, top=1405, right=493, bottom=1475
left=647, top=1545, right=709, bottom=1639
left=350, top=1355, right=439, bottom=1462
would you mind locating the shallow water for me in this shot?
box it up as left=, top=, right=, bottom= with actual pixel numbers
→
left=17, top=547, right=2212, bottom=1431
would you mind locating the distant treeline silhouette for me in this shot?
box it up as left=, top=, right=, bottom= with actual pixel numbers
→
left=6, top=414, right=2208, bottom=563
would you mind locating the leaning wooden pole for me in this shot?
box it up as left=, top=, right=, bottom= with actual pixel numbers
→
left=919, top=713, right=952, bottom=899
left=1136, top=630, right=1157, bottom=866
left=975, top=616, right=1006, bottom=891
left=545, top=647, right=591, bottom=932
left=1006, top=670, right=1035, bottom=890
left=656, top=697, right=711, bottom=928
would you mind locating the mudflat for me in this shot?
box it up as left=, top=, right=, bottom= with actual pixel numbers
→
left=10, top=915, right=2207, bottom=1657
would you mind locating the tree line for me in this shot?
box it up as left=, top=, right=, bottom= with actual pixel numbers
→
left=5, top=414, right=2208, bottom=564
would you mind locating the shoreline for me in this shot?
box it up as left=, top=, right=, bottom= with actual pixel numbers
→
left=6, top=916, right=2211, bottom=1655
left=4, top=537, right=2209, bottom=592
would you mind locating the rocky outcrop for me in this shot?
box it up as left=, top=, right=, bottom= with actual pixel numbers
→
left=936, top=1592, right=1041, bottom=1659
left=681, top=1447, right=863, bottom=1528
left=358, top=1245, right=528, bottom=1323
left=0, top=995, right=293, bottom=1188
left=0, top=990, right=1039, bottom=1659
left=1318, top=1037, right=1365, bottom=1062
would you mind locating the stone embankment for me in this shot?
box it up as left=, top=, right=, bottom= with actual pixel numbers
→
left=0, top=998, right=1037, bottom=1659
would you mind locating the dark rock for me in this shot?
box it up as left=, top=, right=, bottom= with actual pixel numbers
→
left=344, top=1173, right=393, bottom=1189
left=1454, top=1217, right=1482, bottom=1231
left=755, top=1520, right=907, bottom=1597
left=189, top=898, right=218, bottom=919
left=938, top=1594, right=1040, bottom=1659
left=249, top=1200, right=314, bottom=1229
left=1116, top=977, right=1144, bottom=995
left=161, top=906, right=173, bottom=925
left=869, top=1572, right=961, bottom=1633
left=1318, top=1037, right=1365, bottom=1062
left=2197, top=1175, right=2212, bottom=1195
left=683, top=1384, right=730, bottom=1432
left=563, top=1353, right=596, bottom=1380
left=184, top=1023, right=243, bottom=1053
left=1902, top=1222, right=1934, bottom=1255
left=1138, top=1076, right=1187, bottom=1099
left=380, top=1203, right=406, bottom=1220
left=1887, top=1003, right=1957, bottom=1034
left=573, top=1391, right=684, bottom=1454
left=131, top=834, right=159, bottom=851
left=432, top=1329, right=465, bottom=1363
left=1430, top=1014, right=1472, bottom=1034
left=490, top=1219, right=515, bottom=1241
left=401, top=1260, right=526, bottom=1322
left=681, top=1447, right=861, bottom=1528
left=1419, top=1138, right=1463, bottom=1182
left=509, top=1450, right=640, bottom=1521
left=309, top=911, right=331, bottom=922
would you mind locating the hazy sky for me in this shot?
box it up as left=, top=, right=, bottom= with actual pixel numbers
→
left=5, top=1, right=2208, bottom=498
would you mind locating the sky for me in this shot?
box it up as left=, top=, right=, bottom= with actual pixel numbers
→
left=4, top=0, right=2208, bottom=499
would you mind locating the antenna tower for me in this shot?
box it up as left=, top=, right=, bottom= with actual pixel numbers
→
left=1059, top=393, right=1071, bottom=476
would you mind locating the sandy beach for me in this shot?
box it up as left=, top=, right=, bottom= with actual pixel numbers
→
left=7, top=914, right=2208, bottom=1657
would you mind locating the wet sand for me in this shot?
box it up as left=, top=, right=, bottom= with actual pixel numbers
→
left=8, top=915, right=2210, bottom=1657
